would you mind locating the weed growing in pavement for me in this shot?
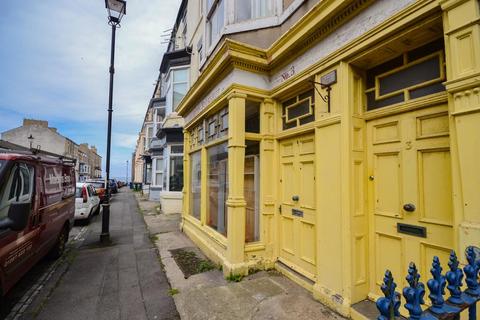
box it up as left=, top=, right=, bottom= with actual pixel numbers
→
left=168, top=288, right=179, bottom=296
left=226, top=273, right=244, bottom=282
left=197, top=260, right=216, bottom=273
left=149, top=234, right=159, bottom=242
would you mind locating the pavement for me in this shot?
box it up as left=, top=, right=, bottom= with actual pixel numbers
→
left=18, top=188, right=179, bottom=320
left=137, top=192, right=347, bottom=320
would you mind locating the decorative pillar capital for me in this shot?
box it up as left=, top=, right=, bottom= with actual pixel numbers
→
left=227, top=91, right=248, bottom=101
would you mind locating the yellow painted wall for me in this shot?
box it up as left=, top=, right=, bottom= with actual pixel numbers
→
left=178, top=0, right=480, bottom=318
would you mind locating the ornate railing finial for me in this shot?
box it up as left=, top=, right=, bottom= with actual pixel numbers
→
left=446, top=250, right=464, bottom=305
left=376, top=270, right=401, bottom=320
left=427, top=256, right=460, bottom=316
left=377, top=248, right=479, bottom=319
left=464, top=246, right=480, bottom=297
left=403, top=262, right=425, bottom=320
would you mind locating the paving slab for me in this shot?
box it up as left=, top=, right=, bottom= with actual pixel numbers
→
left=138, top=196, right=347, bottom=320
left=21, top=189, right=179, bottom=320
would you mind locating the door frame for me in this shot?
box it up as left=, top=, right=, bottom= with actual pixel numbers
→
left=276, top=131, right=317, bottom=281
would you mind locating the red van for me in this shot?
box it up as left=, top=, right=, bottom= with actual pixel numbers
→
left=0, top=152, right=75, bottom=299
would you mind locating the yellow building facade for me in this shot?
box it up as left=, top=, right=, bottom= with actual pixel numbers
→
left=177, top=0, right=480, bottom=317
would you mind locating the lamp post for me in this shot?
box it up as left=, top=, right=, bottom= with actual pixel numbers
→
left=126, top=160, right=129, bottom=184
left=27, top=134, right=34, bottom=149
left=101, top=0, right=126, bottom=243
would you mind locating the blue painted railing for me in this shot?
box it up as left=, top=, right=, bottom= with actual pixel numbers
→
left=377, top=247, right=480, bottom=320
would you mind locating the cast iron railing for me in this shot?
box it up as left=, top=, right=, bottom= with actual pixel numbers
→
left=377, top=247, right=480, bottom=320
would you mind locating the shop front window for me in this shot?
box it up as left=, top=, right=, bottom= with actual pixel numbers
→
left=169, top=156, right=184, bottom=192
left=190, top=151, right=201, bottom=220
left=245, top=141, right=260, bottom=242
left=207, top=142, right=228, bottom=236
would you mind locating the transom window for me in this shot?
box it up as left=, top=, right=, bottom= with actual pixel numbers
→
left=365, top=38, right=446, bottom=111
left=190, top=107, right=228, bottom=149
left=281, top=89, right=315, bottom=130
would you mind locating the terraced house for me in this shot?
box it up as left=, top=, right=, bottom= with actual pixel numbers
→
left=173, top=0, right=480, bottom=317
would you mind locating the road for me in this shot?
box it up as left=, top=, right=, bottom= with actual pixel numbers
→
left=2, top=188, right=179, bottom=320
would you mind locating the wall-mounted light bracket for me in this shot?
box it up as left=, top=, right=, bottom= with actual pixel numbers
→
left=309, top=70, right=337, bottom=113
left=309, top=80, right=333, bottom=113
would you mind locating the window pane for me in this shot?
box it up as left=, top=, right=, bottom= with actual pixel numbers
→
left=174, top=68, right=188, bottom=83
left=173, top=83, right=188, bottom=108
left=146, top=163, right=152, bottom=184
left=236, top=0, right=252, bottom=21
left=155, top=173, right=163, bottom=187
left=209, top=0, right=224, bottom=45
left=379, top=56, right=440, bottom=96
left=171, top=145, right=184, bottom=154
left=245, top=141, right=260, bottom=242
left=156, top=158, right=163, bottom=170
left=253, top=0, right=273, bottom=18
left=190, top=151, right=201, bottom=220
left=169, top=156, right=184, bottom=192
left=207, top=142, right=228, bottom=236
left=20, top=166, right=31, bottom=196
left=245, top=101, right=260, bottom=133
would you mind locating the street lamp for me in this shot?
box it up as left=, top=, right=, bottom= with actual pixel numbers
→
left=126, top=160, right=129, bottom=184
left=101, top=0, right=126, bottom=243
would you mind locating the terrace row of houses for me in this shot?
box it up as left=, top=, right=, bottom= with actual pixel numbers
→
left=133, top=0, right=480, bottom=318
left=1, top=119, right=102, bottom=182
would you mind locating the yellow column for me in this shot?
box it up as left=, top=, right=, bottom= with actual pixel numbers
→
left=181, top=129, right=190, bottom=228
left=260, top=98, right=276, bottom=268
left=224, top=92, right=247, bottom=276
left=441, top=0, right=480, bottom=259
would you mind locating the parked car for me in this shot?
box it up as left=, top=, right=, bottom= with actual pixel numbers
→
left=0, top=152, right=75, bottom=300
left=85, top=179, right=107, bottom=203
left=75, top=183, right=100, bottom=221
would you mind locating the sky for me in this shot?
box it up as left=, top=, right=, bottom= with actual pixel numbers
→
left=0, top=0, right=181, bottom=180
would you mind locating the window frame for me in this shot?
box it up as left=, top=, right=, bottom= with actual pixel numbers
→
left=206, top=0, right=225, bottom=48
left=171, top=67, right=190, bottom=110
left=0, top=162, right=34, bottom=220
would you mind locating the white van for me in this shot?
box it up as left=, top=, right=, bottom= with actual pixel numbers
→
left=75, top=183, right=100, bottom=221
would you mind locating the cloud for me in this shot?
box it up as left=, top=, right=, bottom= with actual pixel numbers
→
left=113, top=132, right=138, bottom=149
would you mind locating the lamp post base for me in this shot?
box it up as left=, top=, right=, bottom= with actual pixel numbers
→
left=100, top=203, right=111, bottom=243
left=100, top=232, right=110, bottom=243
